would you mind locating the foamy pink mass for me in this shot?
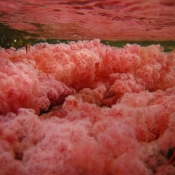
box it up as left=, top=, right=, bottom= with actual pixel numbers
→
left=0, top=40, right=175, bottom=175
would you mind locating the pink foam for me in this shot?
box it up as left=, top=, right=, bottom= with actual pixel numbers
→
left=0, top=40, right=175, bottom=174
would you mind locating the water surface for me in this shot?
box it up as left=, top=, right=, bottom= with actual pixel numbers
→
left=0, top=0, right=175, bottom=50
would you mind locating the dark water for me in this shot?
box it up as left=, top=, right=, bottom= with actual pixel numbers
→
left=0, top=0, right=175, bottom=51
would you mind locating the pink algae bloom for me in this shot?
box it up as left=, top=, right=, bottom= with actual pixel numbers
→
left=0, top=39, right=175, bottom=175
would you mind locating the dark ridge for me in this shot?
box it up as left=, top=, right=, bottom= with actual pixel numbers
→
left=14, top=151, right=23, bottom=161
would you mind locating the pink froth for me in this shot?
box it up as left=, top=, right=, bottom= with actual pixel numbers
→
left=0, top=40, right=175, bottom=175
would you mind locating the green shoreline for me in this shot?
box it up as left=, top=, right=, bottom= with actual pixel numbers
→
left=1, top=23, right=175, bottom=52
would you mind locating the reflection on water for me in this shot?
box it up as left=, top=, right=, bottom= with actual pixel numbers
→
left=1, top=23, right=175, bottom=52
left=0, top=0, right=175, bottom=50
